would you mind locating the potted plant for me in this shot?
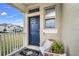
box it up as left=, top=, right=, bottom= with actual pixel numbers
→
left=50, top=40, right=66, bottom=56
left=44, top=40, right=66, bottom=56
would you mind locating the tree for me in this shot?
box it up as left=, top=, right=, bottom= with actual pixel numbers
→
left=3, top=28, right=7, bottom=32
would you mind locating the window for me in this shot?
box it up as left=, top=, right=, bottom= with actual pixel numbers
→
left=45, top=6, right=56, bottom=29
left=28, top=8, right=39, bottom=14
left=45, top=18, right=56, bottom=28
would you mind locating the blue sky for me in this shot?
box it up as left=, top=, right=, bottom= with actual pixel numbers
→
left=0, top=3, right=24, bottom=27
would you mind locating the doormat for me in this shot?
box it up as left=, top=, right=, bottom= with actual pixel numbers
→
left=12, top=48, right=42, bottom=56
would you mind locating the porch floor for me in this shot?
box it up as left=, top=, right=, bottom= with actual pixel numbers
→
left=12, top=47, right=42, bottom=56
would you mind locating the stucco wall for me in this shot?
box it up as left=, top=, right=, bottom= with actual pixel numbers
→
left=24, top=4, right=61, bottom=48
left=42, top=4, right=62, bottom=41
left=61, top=4, right=79, bottom=56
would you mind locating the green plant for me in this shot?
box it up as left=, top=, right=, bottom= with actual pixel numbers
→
left=51, top=40, right=64, bottom=54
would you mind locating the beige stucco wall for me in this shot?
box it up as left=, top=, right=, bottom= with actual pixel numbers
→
left=23, top=3, right=61, bottom=48
left=61, top=3, right=79, bottom=56
left=42, top=4, right=61, bottom=45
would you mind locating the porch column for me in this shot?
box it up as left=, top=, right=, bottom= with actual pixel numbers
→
left=23, top=12, right=28, bottom=47
left=40, top=5, right=45, bottom=46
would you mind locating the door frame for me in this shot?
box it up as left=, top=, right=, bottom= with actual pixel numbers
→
left=28, top=15, right=40, bottom=46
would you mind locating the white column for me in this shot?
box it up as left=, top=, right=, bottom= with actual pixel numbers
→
left=22, top=13, right=28, bottom=47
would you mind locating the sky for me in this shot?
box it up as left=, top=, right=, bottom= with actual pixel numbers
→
left=0, top=3, right=24, bottom=27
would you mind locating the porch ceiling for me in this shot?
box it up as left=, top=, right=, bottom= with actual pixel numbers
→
left=9, top=3, right=54, bottom=13
left=9, top=3, right=36, bottom=13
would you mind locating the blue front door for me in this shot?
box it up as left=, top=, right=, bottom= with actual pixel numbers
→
left=28, top=16, right=40, bottom=46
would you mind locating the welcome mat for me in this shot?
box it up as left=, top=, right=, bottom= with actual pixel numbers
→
left=12, top=48, right=42, bottom=56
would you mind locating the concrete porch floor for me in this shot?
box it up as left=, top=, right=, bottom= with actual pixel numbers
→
left=11, top=47, right=42, bottom=56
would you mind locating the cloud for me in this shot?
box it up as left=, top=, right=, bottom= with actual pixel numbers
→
left=12, top=19, right=23, bottom=26
left=1, top=12, right=7, bottom=16
left=14, top=19, right=22, bottom=22
left=4, top=7, right=11, bottom=8
left=7, top=15, right=15, bottom=18
left=13, top=21, right=23, bottom=27
left=7, top=13, right=18, bottom=18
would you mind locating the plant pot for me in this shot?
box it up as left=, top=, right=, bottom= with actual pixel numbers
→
left=44, top=51, right=66, bottom=56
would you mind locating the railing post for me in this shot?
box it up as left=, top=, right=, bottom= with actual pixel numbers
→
left=0, top=35, right=2, bottom=56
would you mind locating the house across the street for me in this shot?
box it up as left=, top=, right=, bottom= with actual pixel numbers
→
left=0, top=23, right=23, bottom=32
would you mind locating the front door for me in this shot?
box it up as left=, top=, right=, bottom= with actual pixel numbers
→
left=28, top=16, right=40, bottom=46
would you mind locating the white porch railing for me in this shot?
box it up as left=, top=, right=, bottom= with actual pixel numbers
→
left=0, top=33, right=24, bottom=56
